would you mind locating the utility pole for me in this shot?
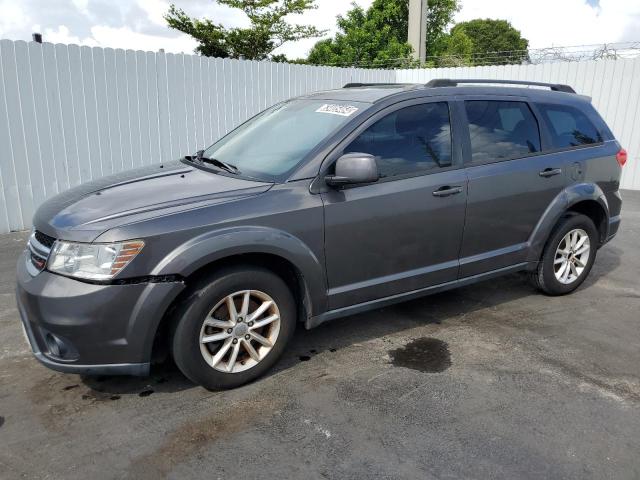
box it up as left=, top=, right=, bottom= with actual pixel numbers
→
left=408, top=0, right=427, bottom=63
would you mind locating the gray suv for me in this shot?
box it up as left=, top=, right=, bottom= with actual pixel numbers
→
left=16, top=79, right=625, bottom=390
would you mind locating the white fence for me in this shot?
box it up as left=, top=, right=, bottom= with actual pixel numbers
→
left=0, top=39, right=639, bottom=234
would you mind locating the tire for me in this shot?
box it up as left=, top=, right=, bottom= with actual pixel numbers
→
left=171, top=266, right=296, bottom=390
left=530, top=213, right=598, bottom=296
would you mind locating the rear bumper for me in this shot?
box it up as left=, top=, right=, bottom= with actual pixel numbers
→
left=604, top=214, right=621, bottom=244
left=15, top=250, right=184, bottom=376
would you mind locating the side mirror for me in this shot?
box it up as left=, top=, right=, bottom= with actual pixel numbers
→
left=325, top=153, right=379, bottom=187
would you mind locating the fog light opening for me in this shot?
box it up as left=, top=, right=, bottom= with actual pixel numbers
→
left=45, top=333, right=67, bottom=358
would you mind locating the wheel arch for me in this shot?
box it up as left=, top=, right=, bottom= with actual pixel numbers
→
left=526, top=183, right=610, bottom=264
left=145, top=227, right=327, bottom=364
left=565, top=199, right=608, bottom=244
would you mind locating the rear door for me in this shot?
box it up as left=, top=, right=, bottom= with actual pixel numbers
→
left=457, top=95, right=569, bottom=277
left=321, top=99, right=467, bottom=310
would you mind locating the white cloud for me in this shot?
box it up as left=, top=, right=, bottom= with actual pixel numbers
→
left=43, top=23, right=196, bottom=53
left=136, top=0, right=171, bottom=26
left=454, top=0, right=640, bottom=48
left=44, top=24, right=95, bottom=45
left=0, top=1, right=31, bottom=37
left=89, top=25, right=196, bottom=52
left=71, top=0, right=89, bottom=16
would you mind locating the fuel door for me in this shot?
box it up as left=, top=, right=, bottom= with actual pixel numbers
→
left=570, top=161, right=584, bottom=181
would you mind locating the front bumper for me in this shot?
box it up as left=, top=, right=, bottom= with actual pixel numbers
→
left=15, top=250, right=184, bottom=376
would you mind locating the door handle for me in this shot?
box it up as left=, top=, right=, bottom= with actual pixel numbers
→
left=539, top=167, right=562, bottom=177
left=432, top=186, right=463, bottom=197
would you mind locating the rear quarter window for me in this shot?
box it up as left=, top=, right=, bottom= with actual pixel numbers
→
left=537, top=103, right=603, bottom=149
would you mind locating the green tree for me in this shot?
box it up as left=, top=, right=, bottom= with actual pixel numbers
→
left=448, top=19, right=529, bottom=65
left=307, top=0, right=460, bottom=67
left=307, top=3, right=412, bottom=67
left=434, top=28, right=473, bottom=66
left=424, top=0, right=460, bottom=58
left=165, top=0, right=325, bottom=60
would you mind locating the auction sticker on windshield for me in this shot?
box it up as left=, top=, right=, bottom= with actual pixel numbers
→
left=315, top=104, right=359, bottom=116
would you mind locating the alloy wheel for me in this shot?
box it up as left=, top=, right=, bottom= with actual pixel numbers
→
left=553, top=228, right=591, bottom=284
left=199, top=290, right=281, bottom=373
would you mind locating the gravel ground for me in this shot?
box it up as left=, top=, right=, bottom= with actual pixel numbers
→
left=1, top=191, right=639, bottom=480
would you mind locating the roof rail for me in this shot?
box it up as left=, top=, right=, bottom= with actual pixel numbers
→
left=425, top=78, right=576, bottom=94
left=342, top=82, right=403, bottom=88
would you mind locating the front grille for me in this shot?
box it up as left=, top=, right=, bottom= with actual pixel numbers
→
left=26, top=230, right=55, bottom=276
left=34, top=230, right=55, bottom=249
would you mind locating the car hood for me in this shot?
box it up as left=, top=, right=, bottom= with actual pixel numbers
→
left=33, top=161, right=273, bottom=242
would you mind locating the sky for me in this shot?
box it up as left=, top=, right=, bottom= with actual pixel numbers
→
left=0, top=0, right=639, bottom=59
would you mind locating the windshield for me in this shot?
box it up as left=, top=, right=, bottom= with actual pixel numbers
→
left=201, top=99, right=369, bottom=181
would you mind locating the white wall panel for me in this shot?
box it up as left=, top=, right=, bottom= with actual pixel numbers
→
left=1, top=39, right=34, bottom=227
left=15, top=41, right=46, bottom=211
left=28, top=41, right=57, bottom=199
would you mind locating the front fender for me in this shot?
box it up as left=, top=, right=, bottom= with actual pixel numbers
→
left=526, top=183, right=610, bottom=264
left=151, top=226, right=328, bottom=316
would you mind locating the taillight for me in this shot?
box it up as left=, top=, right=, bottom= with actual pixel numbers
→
left=616, top=148, right=627, bottom=167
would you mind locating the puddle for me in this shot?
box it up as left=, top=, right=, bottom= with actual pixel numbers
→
left=389, top=337, right=451, bottom=373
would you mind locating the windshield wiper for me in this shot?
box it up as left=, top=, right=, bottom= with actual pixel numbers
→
left=196, top=150, right=240, bottom=174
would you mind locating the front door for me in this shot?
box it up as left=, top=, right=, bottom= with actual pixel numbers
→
left=321, top=100, right=467, bottom=310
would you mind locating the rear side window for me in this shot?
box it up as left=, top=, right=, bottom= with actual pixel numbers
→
left=465, top=101, right=541, bottom=163
left=345, top=102, right=452, bottom=178
left=537, top=103, right=603, bottom=149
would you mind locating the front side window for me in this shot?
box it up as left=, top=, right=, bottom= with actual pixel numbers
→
left=465, top=100, right=541, bottom=163
left=538, top=103, right=603, bottom=149
left=203, top=99, right=368, bottom=181
left=345, top=102, right=452, bottom=178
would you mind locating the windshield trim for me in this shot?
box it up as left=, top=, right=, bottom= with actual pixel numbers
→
left=179, top=157, right=272, bottom=183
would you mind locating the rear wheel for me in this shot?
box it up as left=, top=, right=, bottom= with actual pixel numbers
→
left=530, top=213, right=598, bottom=295
left=172, top=266, right=296, bottom=390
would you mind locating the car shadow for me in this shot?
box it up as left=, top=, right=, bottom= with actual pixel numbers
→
left=81, top=243, right=622, bottom=395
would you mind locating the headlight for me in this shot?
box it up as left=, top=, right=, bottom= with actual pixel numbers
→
left=48, top=240, right=144, bottom=281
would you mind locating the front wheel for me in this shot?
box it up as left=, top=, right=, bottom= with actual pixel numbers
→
left=530, top=213, right=598, bottom=295
left=171, top=266, right=296, bottom=390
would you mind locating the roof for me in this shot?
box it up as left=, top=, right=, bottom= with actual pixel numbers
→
left=301, top=84, right=421, bottom=103
left=301, top=80, right=590, bottom=105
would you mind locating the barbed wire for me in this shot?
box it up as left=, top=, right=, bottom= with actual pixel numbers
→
left=306, top=41, right=640, bottom=69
